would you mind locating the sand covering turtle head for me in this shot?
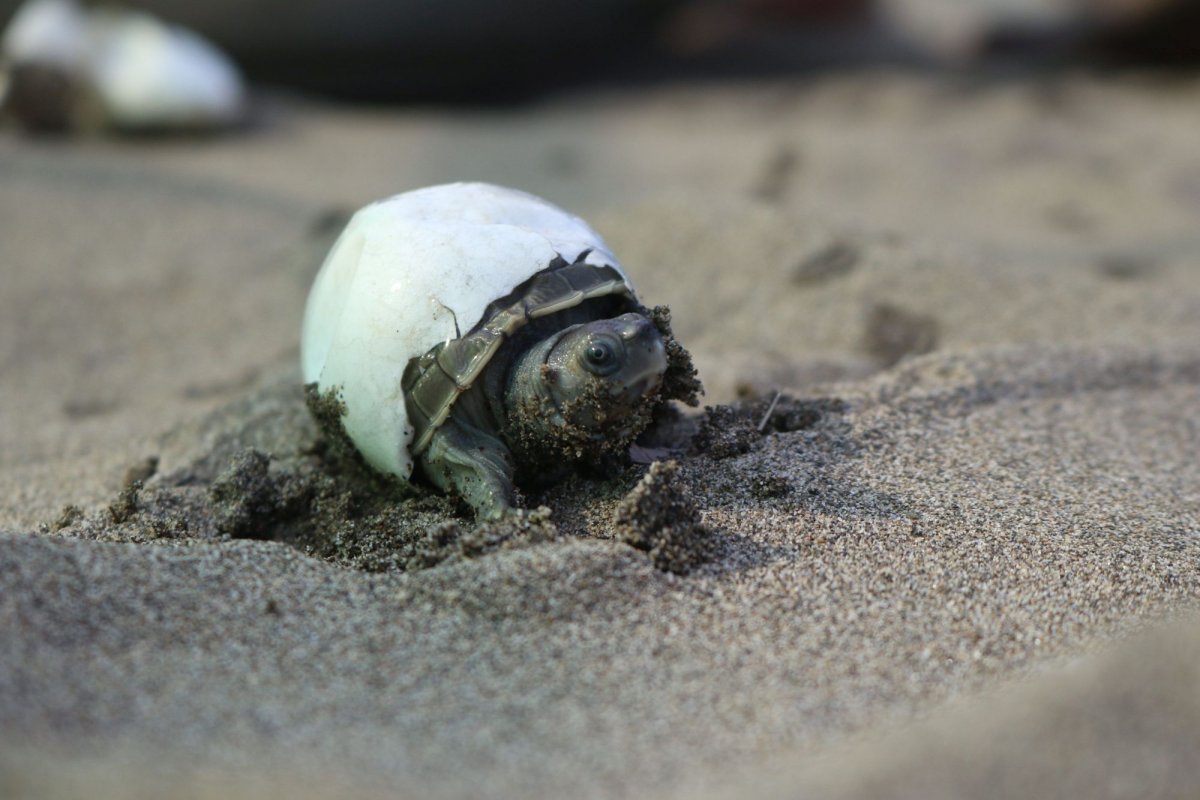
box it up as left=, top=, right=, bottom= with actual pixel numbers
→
left=499, top=309, right=670, bottom=464
left=536, top=311, right=670, bottom=433
left=301, top=183, right=699, bottom=520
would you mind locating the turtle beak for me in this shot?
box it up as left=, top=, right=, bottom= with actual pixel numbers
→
left=613, top=314, right=667, bottom=404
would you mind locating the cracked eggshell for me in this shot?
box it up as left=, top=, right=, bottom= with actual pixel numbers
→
left=301, top=182, right=628, bottom=481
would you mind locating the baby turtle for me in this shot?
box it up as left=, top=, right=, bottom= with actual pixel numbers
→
left=301, top=182, right=699, bottom=519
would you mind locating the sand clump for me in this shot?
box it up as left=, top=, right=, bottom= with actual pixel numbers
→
left=50, top=374, right=671, bottom=576
left=613, top=459, right=716, bottom=574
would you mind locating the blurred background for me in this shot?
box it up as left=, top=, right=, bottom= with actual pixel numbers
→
left=4, top=3, right=1200, bottom=799
left=2, top=0, right=1199, bottom=103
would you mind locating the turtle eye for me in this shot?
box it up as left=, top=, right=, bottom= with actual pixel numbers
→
left=586, top=342, right=614, bottom=366
left=577, top=332, right=624, bottom=376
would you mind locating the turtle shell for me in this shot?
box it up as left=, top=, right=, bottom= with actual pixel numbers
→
left=300, top=182, right=634, bottom=482
left=403, top=257, right=633, bottom=456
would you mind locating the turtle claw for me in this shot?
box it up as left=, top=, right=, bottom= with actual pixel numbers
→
left=422, top=416, right=520, bottom=521
left=469, top=505, right=558, bottom=550
left=478, top=501, right=517, bottom=523
left=479, top=500, right=546, bottom=524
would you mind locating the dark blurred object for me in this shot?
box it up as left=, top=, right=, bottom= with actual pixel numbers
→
left=901, top=0, right=1200, bottom=66
left=2, top=61, right=74, bottom=130
left=0, top=0, right=682, bottom=100
left=862, top=302, right=939, bottom=367
left=6, top=0, right=1196, bottom=109
left=663, top=0, right=874, bottom=55
left=0, top=0, right=888, bottom=102
left=1087, top=0, right=1200, bottom=63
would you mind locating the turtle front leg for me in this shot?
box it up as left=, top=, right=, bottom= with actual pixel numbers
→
left=420, top=417, right=518, bottom=520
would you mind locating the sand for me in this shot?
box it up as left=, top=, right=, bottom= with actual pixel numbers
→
left=3, top=71, right=1200, bottom=799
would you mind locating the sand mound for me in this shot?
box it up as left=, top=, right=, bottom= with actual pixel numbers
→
left=3, top=342, right=1199, bottom=798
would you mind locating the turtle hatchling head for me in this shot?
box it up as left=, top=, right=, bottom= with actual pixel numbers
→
left=507, top=312, right=668, bottom=463
left=548, top=312, right=668, bottom=416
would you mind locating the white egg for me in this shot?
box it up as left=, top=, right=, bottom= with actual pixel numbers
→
left=1, top=0, right=245, bottom=129
left=85, top=8, right=244, bottom=128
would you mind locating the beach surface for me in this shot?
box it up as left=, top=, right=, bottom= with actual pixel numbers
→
left=3, top=72, right=1200, bottom=798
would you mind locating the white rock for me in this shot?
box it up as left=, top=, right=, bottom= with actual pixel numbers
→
left=300, top=183, right=627, bottom=481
